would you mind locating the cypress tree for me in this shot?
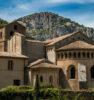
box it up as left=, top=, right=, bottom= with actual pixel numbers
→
left=34, top=75, right=40, bottom=100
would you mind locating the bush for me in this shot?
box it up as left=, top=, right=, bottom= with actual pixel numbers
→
left=40, top=82, right=54, bottom=89
left=1, top=85, right=33, bottom=92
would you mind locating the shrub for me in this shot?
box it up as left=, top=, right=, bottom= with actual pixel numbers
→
left=40, top=82, right=54, bottom=89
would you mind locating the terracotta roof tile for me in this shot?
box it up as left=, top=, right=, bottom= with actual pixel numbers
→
left=57, top=40, right=94, bottom=51
left=28, top=58, right=61, bottom=69
left=45, top=31, right=80, bottom=46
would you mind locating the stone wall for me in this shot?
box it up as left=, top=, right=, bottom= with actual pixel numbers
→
left=0, top=27, right=6, bottom=52
left=0, top=57, right=27, bottom=89
left=57, top=55, right=94, bottom=90
left=29, top=68, right=59, bottom=88
left=5, top=22, right=25, bottom=39
left=23, top=40, right=45, bottom=62
left=7, top=33, right=23, bottom=54
left=46, top=46, right=56, bottom=63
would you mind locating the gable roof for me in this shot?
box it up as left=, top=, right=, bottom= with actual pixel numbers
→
left=57, top=40, right=94, bottom=51
left=45, top=31, right=92, bottom=46
left=28, top=58, right=61, bottom=69
left=26, top=39, right=42, bottom=43
left=0, top=21, right=26, bottom=28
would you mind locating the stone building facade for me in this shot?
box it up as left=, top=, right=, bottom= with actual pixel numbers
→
left=1, top=21, right=94, bottom=90
left=29, top=31, right=94, bottom=90
left=0, top=21, right=45, bottom=89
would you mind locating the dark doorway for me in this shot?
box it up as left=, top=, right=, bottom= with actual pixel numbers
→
left=91, top=66, right=94, bottom=79
left=14, top=80, right=20, bottom=86
left=70, top=67, right=75, bottom=79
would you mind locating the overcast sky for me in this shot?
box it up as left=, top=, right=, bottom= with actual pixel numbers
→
left=0, top=0, right=94, bottom=27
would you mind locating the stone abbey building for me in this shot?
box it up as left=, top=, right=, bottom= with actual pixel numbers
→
left=0, top=21, right=94, bottom=90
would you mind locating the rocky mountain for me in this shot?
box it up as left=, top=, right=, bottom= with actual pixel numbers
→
left=0, top=18, right=8, bottom=27
left=18, top=12, right=94, bottom=41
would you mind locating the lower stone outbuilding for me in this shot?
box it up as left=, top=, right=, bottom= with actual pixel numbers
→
left=28, top=59, right=60, bottom=88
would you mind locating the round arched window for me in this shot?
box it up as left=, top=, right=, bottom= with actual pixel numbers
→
left=40, top=76, right=43, bottom=82
left=68, top=65, right=76, bottom=79
left=82, top=52, right=86, bottom=58
left=87, top=52, right=90, bottom=58
left=73, top=52, right=76, bottom=58
left=78, top=52, right=81, bottom=58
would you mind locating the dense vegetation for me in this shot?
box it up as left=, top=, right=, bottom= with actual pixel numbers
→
left=0, top=18, right=8, bottom=27
left=0, top=76, right=94, bottom=100
left=18, top=12, right=94, bottom=41
left=0, top=84, right=84, bottom=100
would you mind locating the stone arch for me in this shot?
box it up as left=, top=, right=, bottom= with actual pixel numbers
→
left=68, top=65, right=76, bottom=79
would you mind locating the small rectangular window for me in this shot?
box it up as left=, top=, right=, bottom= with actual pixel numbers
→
left=14, top=80, right=20, bottom=86
left=14, top=25, right=17, bottom=30
left=8, top=60, right=13, bottom=70
left=0, top=32, right=2, bottom=39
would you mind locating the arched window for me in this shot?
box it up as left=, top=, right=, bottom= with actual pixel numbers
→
left=61, top=53, right=63, bottom=59
left=69, top=52, right=72, bottom=58
left=40, top=76, right=43, bottom=82
left=58, top=54, right=60, bottom=59
left=78, top=52, right=81, bottom=58
left=73, top=52, right=76, bottom=58
left=91, top=66, right=94, bottom=79
left=70, top=67, right=75, bottom=79
left=82, top=52, right=86, bottom=58
left=91, top=53, right=94, bottom=58
left=68, top=65, right=76, bottom=79
left=65, top=53, right=67, bottom=58
left=87, top=52, right=90, bottom=58
left=0, top=32, right=2, bottom=39
left=49, top=76, right=53, bottom=84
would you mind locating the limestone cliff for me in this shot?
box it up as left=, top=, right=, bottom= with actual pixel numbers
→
left=17, top=12, right=94, bottom=41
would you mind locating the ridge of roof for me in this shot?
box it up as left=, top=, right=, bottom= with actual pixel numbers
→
left=26, top=39, right=43, bottom=43
left=45, top=31, right=81, bottom=46
left=28, top=58, right=52, bottom=67
left=28, top=58, right=61, bottom=69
